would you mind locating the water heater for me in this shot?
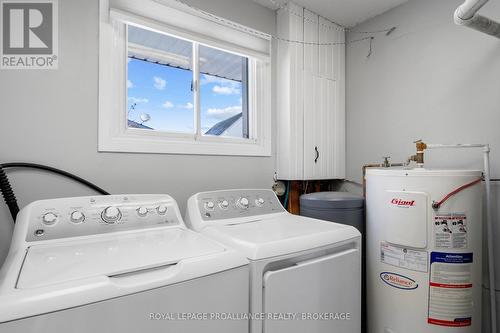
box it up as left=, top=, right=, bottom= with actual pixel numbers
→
left=366, top=168, right=482, bottom=333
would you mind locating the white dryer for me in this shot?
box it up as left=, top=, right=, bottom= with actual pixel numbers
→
left=185, top=189, right=362, bottom=333
left=0, top=194, right=249, bottom=333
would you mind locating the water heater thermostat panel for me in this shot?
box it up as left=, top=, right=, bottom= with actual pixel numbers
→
left=384, top=190, right=429, bottom=249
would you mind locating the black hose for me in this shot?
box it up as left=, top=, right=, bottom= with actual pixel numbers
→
left=0, top=162, right=110, bottom=222
left=0, top=167, right=20, bottom=221
left=1, top=163, right=110, bottom=195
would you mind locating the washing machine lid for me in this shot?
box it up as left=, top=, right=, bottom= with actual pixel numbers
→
left=17, top=227, right=226, bottom=289
left=202, top=214, right=360, bottom=260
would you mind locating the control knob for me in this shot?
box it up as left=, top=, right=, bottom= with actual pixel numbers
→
left=255, top=198, right=265, bottom=206
left=137, top=206, right=148, bottom=217
left=42, top=212, right=58, bottom=225
left=70, top=211, right=85, bottom=223
left=219, top=200, right=229, bottom=209
left=156, top=204, right=168, bottom=215
left=101, top=206, right=121, bottom=224
left=238, top=197, right=249, bottom=209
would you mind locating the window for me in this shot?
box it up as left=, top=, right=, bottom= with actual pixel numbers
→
left=199, top=45, right=249, bottom=139
left=126, top=26, right=249, bottom=138
left=99, top=0, right=271, bottom=156
left=127, top=26, right=195, bottom=133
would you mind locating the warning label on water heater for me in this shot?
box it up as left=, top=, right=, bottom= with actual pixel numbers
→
left=380, top=242, right=427, bottom=273
left=428, top=252, right=473, bottom=327
left=434, top=214, right=468, bottom=249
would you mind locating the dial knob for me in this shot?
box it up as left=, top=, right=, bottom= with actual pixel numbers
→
left=70, top=211, right=85, bottom=223
left=205, top=201, right=215, bottom=210
left=137, top=206, right=148, bottom=217
left=42, top=212, right=58, bottom=225
left=156, top=204, right=167, bottom=215
left=255, top=198, right=265, bottom=206
left=238, top=197, right=249, bottom=208
left=101, top=206, right=121, bottom=224
left=219, top=200, right=229, bottom=209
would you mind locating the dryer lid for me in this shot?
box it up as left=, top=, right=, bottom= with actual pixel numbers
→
left=202, top=214, right=360, bottom=260
left=17, top=228, right=225, bottom=289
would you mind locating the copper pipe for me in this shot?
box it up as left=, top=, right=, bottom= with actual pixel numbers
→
left=409, top=140, right=428, bottom=166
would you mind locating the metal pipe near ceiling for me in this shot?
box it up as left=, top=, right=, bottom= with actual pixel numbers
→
left=454, top=0, right=500, bottom=38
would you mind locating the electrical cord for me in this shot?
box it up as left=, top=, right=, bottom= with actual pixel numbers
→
left=0, top=162, right=110, bottom=222
left=0, top=168, right=20, bottom=222
left=432, top=178, right=482, bottom=209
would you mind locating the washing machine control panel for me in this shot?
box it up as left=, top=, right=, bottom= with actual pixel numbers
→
left=25, top=195, right=181, bottom=242
left=196, top=189, right=285, bottom=221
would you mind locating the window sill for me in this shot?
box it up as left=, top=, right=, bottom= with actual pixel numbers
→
left=98, top=130, right=272, bottom=157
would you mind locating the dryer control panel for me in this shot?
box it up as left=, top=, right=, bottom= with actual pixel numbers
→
left=192, top=189, right=285, bottom=222
left=21, top=194, right=181, bottom=242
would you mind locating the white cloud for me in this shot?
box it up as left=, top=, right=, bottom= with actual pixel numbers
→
left=153, top=76, right=166, bottom=90
left=162, top=101, right=174, bottom=108
left=127, top=80, right=134, bottom=89
left=178, top=102, right=194, bottom=109
left=201, top=74, right=241, bottom=95
left=213, top=85, right=240, bottom=95
left=128, top=97, right=148, bottom=104
left=207, top=105, right=242, bottom=119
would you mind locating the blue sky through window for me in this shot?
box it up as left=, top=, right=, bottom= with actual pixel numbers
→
left=127, top=58, right=244, bottom=135
left=127, top=58, right=193, bottom=132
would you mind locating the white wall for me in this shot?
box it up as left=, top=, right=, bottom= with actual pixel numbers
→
left=0, top=0, right=276, bottom=264
left=346, top=0, right=500, bottom=181
left=346, top=1, right=500, bottom=331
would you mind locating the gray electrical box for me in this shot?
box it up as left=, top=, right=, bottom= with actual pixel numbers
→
left=300, top=192, right=364, bottom=233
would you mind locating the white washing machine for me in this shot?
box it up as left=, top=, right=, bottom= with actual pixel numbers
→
left=185, top=189, right=362, bottom=333
left=0, top=194, right=249, bottom=333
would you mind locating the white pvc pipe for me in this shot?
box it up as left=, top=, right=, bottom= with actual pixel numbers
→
left=456, top=0, right=489, bottom=20
left=426, top=143, right=486, bottom=149
left=427, top=143, right=497, bottom=333
left=454, top=0, right=500, bottom=38
left=484, top=146, right=498, bottom=333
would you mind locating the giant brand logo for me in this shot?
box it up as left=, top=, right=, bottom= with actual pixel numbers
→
left=380, top=272, right=418, bottom=290
left=390, top=198, right=415, bottom=208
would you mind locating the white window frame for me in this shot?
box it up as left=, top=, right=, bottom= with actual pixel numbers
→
left=98, top=0, right=272, bottom=156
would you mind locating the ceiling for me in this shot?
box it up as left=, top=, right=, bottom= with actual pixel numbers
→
left=253, top=0, right=409, bottom=27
